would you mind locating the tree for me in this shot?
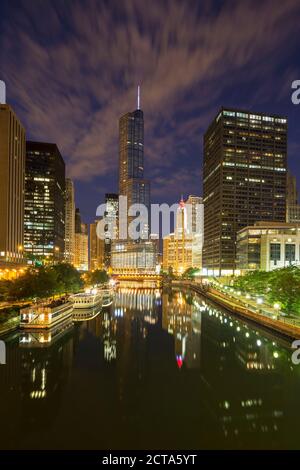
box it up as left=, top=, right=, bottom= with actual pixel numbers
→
left=4, top=263, right=83, bottom=302
left=51, top=263, right=83, bottom=293
left=268, top=266, right=300, bottom=315
left=182, top=267, right=199, bottom=280
left=0, top=280, right=12, bottom=301
left=85, top=269, right=109, bottom=286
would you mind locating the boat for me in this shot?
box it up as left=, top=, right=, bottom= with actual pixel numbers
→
left=73, top=305, right=101, bottom=322
left=101, top=288, right=114, bottom=307
left=19, top=317, right=73, bottom=347
left=72, top=288, right=102, bottom=309
left=20, top=298, right=73, bottom=329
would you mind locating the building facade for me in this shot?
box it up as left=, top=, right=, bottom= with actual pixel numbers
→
left=112, top=90, right=156, bottom=274
left=118, top=99, right=150, bottom=238
left=0, top=104, right=25, bottom=265
left=24, top=141, right=65, bottom=262
left=104, top=193, right=119, bottom=269
left=286, top=172, right=300, bottom=224
left=236, top=222, right=300, bottom=272
left=185, top=195, right=204, bottom=269
left=74, top=208, right=88, bottom=271
left=203, top=108, right=287, bottom=276
left=163, top=198, right=193, bottom=274
left=90, top=221, right=105, bottom=271
left=65, top=178, right=75, bottom=264
left=111, top=240, right=158, bottom=274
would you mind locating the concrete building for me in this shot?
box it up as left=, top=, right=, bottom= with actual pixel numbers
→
left=163, top=198, right=193, bottom=274
left=104, top=193, right=118, bottom=269
left=111, top=240, right=158, bottom=275
left=65, top=178, right=75, bottom=264
left=203, top=108, right=287, bottom=276
left=236, top=222, right=300, bottom=272
left=186, top=195, right=204, bottom=269
left=0, top=104, right=25, bottom=265
left=90, top=221, right=105, bottom=271
left=286, top=172, right=300, bottom=224
left=74, top=209, right=88, bottom=271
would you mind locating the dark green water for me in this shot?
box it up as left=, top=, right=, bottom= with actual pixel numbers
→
left=0, top=287, right=300, bottom=450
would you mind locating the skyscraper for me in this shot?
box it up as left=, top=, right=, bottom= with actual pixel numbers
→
left=25, top=141, right=65, bottom=261
left=186, top=195, right=204, bottom=269
left=286, top=171, right=300, bottom=224
left=90, top=221, right=105, bottom=271
left=104, top=193, right=118, bottom=269
left=118, top=89, right=150, bottom=237
left=65, top=178, right=75, bottom=264
left=163, top=197, right=193, bottom=274
left=203, top=108, right=287, bottom=275
left=111, top=88, right=157, bottom=275
left=0, top=104, right=25, bottom=265
left=74, top=208, right=88, bottom=271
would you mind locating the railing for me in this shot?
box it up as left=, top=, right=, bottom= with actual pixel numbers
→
left=173, top=280, right=300, bottom=335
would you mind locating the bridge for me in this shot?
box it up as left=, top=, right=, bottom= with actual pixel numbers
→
left=113, top=273, right=162, bottom=287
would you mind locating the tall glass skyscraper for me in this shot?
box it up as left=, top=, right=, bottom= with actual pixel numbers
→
left=25, top=141, right=65, bottom=261
left=111, top=90, right=158, bottom=274
left=118, top=101, right=150, bottom=237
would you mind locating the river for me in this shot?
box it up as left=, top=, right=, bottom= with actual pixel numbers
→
left=0, top=287, right=299, bottom=450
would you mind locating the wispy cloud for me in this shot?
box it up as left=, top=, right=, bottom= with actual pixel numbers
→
left=1, top=0, right=299, bottom=199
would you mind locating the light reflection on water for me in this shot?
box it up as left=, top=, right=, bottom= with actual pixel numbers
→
left=0, top=287, right=300, bottom=450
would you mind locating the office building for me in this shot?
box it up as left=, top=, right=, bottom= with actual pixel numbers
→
left=104, top=193, right=118, bottom=269
left=236, top=222, right=300, bottom=272
left=118, top=88, right=150, bottom=238
left=111, top=239, right=157, bottom=274
left=0, top=104, right=25, bottom=265
left=286, top=172, right=300, bottom=224
left=203, top=108, right=287, bottom=276
left=186, top=195, right=204, bottom=269
left=163, top=197, right=193, bottom=274
left=24, top=141, right=65, bottom=262
left=74, top=208, right=88, bottom=271
left=112, top=88, right=156, bottom=274
left=90, top=221, right=105, bottom=271
left=65, top=178, right=75, bottom=264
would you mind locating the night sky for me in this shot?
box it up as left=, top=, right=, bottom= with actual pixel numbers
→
left=1, top=0, right=300, bottom=224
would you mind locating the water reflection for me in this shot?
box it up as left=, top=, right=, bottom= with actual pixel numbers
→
left=0, top=287, right=300, bottom=449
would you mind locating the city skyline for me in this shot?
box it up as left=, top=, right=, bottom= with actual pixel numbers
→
left=1, top=0, right=300, bottom=223
left=2, top=0, right=300, bottom=457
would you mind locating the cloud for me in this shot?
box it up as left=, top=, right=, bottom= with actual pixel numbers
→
left=1, top=0, right=300, bottom=198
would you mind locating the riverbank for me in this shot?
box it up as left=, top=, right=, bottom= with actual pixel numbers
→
left=0, top=317, right=20, bottom=337
left=172, top=280, right=300, bottom=340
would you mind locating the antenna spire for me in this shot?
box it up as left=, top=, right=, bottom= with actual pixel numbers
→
left=137, top=85, right=140, bottom=109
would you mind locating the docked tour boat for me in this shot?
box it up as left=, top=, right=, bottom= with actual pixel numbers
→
left=72, top=288, right=102, bottom=309
left=20, top=298, right=73, bottom=329
left=73, top=305, right=102, bottom=322
left=101, top=289, right=114, bottom=307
